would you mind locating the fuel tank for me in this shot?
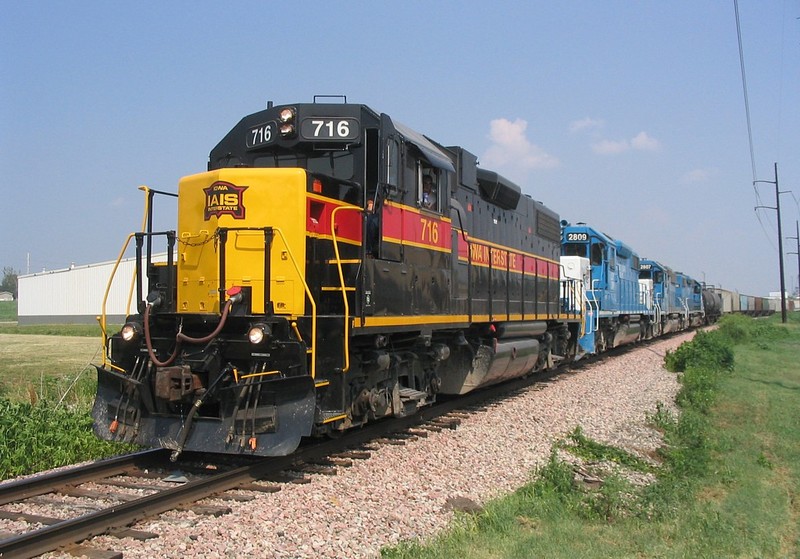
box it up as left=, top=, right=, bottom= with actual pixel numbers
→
left=612, top=321, right=641, bottom=347
left=438, top=337, right=540, bottom=395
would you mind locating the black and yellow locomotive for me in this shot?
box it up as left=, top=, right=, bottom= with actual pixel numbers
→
left=94, top=99, right=582, bottom=457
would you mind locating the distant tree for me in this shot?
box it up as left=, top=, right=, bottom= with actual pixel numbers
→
left=1, top=267, right=18, bottom=299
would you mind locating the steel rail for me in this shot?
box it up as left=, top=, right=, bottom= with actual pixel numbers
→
left=0, top=452, right=288, bottom=558
left=0, top=449, right=166, bottom=506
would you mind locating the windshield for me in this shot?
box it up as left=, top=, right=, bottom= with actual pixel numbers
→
left=563, top=243, right=587, bottom=257
left=253, top=149, right=355, bottom=180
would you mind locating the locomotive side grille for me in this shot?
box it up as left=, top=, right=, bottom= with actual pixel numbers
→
left=536, top=210, right=561, bottom=243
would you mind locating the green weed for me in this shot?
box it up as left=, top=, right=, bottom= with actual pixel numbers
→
left=0, top=398, right=135, bottom=480
left=562, top=426, right=654, bottom=473
left=646, top=401, right=676, bottom=432
left=665, top=329, right=733, bottom=372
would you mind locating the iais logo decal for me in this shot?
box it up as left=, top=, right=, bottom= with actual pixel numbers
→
left=203, top=181, right=248, bottom=220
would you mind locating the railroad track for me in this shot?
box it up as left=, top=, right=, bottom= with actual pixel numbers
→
left=0, top=343, right=643, bottom=559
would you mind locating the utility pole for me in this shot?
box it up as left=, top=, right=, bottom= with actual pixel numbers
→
left=754, top=162, right=788, bottom=323
left=788, top=221, right=800, bottom=300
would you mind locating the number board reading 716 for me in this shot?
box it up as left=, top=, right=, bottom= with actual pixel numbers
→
left=246, top=121, right=276, bottom=148
left=300, top=118, right=359, bottom=141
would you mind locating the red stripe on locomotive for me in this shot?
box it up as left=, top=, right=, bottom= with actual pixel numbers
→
left=381, top=203, right=452, bottom=251
left=307, top=198, right=363, bottom=242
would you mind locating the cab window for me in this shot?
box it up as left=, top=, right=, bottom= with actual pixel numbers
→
left=590, top=242, right=604, bottom=266
left=385, top=137, right=400, bottom=187
left=418, top=163, right=439, bottom=212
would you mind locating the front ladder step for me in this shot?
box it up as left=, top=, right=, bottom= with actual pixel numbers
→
left=399, top=387, right=429, bottom=403
left=319, top=410, right=347, bottom=424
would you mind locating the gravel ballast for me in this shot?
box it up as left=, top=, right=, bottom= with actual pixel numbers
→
left=53, top=332, right=692, bottom=558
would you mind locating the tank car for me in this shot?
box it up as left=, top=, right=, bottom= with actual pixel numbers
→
left=560, top=222, right=651, bottom=355
left=93, top=99, right=582, bottom=458
left=701, top=287, right=723, bottom=324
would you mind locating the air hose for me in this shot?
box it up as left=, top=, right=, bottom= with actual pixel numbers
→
left=170, top=366, right=233, bottom=462
left=144, top=292, right=241, bottom=367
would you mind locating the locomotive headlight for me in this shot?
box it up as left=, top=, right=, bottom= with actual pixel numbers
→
left=120, top=322, right=142, bottom=342
left=278, top=107, right=295, bottom=123
left=278, top=107, right=296, bottom=137
left=247, top=323, right=272, bottom=344
left=280, top=123, right=296, bottom=137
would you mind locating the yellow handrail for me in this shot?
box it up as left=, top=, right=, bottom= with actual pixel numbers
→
left=97, top=233, right=136, bottom=367
left=127, top=186, right=153, bottom=313
left=270, top=227, right=318, bottom=379
left=329, top=204, right=361, bottom=373
left=97, top=186, right=153, bottom=367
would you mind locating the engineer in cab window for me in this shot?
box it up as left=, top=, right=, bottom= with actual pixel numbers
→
left=421, top=174, right=437, bottom=211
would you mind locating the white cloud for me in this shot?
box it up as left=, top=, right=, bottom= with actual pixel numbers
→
left=482, top=118, right=559, bottom=171
left=569, top=117, right=604, bottom=133
left=591, top=138, right=630, bottom=155
left=591, top=131, right=661, bottom=155
left=682, top=168, right=718, bottom=183
left=630, top=131, right=660, bottom=151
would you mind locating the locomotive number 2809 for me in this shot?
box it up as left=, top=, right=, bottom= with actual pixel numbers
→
left=566, top=233, right=588, bottom=242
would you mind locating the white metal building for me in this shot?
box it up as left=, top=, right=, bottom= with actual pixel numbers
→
left=18, top=254, right=167, bottom=325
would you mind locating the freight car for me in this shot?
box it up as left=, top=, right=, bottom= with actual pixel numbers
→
left=713, top=287, right=740, bottom=314
left=708, top=287, right=775, bottom=317
left=93, top=99, right=583, bottom=458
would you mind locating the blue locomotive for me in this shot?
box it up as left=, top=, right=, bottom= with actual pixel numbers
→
left=560, top=222, right=651, bottom=355
left=561, top=222, right=710, bottom=357
left=638, top=262, right=706, bottom=334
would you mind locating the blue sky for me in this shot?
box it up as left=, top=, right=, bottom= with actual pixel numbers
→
left=2, top=1, right=798, bottom=296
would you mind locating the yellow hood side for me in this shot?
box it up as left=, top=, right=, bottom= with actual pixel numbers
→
left=176, top=168, right=307, bottom=316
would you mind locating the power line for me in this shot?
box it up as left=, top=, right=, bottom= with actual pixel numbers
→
left=734, top=0, right=781, bottom=254
left=734, top=0, right=758, bottom=183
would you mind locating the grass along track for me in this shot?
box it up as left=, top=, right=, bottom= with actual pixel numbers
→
left=0, top=333, right=102, bottom=404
